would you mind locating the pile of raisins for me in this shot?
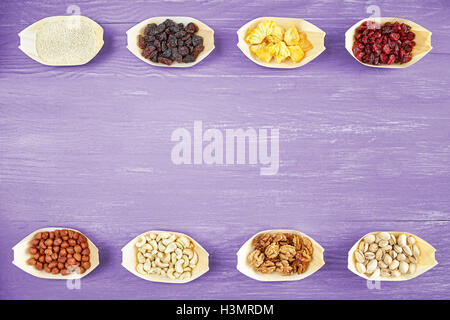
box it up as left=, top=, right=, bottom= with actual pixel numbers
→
left=138, top=19, right=205, bottom=65
left=352, top=21, right=416, bottom=65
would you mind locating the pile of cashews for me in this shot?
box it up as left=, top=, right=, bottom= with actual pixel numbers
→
left=135, top=231, right=198, bottom=280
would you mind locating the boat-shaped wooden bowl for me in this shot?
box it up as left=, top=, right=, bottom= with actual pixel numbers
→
left=19, top=16, right=104, bottom=66
left=345, top=18, right=432, bottom=68
left=12, top=227, right=99, bottom=279
left=122, top=230, right=209, bottom=283
left=236, top=229, right=325, bottom=281
left=348, top=231, right=438, bottom=281
left=237, top=17, right=326, bottom=68
left=127, top=17, right=215, bottom=68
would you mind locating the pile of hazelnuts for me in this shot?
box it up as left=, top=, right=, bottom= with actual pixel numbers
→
left=27, top=229, right=91, bottom=276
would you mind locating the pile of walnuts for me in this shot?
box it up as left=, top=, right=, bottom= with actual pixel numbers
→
left=248, top=232, right=313, bottom=275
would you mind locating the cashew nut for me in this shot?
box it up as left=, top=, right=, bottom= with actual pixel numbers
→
left=135, top=232, right=197, bottom=281
left=175, top=259, right=184, bottom=274
left=183, top=248, right=194, bottom=259
left=137, top=263, right=146, bottom=275
left=190, top=252, right=198, bottom=266
left=135, top=235, right=146, bottom=248
left=167, top=268, right=175, bottom=279
left=162, top=234, right=177, bottom=246
left=179, top=271, right=191, bottom=280
left=164, top=242, right=177, bottom=254
left=137, top=252, right=145, bottom=263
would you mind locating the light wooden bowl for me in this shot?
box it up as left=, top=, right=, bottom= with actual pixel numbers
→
left=122, top=230, right=209, bottom=283
left=237, top=17, right=326, bottom=69
left=12, top=227, right=99, bottom=279
left=236, top=229, right=325, bottom=281
left=348, top=231, right=437, bottom=281
left=345, top=18, right=432, bottom=68
left=18, top=16, right=104, bottom=66
left=126, top=17, right=215, bottom=68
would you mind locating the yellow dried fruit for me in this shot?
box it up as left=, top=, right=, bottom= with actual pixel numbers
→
left=288, top=45, right=304, bottom=63
left=244, top=20, right=312, bottom=64
left=269, top=24, right=284, bottom=42
left=245, top=20, right=277, bottom=44
left=250, top=44, right=273, bottom=63
left=298, top=32, right=313, bottom=52
left=245, top=27, right=266, bottom=45
left=284, top=26, right=300, bottom=46
left=268, top=42, right=290, bottom=63
left=258, top=20, right=276, bottom=36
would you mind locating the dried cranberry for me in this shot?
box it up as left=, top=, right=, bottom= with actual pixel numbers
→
left=352, top=21, right=416, bottom=65
left=389, top=33, right=400, bottom=41
left=387, top=54, right=395, bottom=65
left=381, top=44, right=390, bottom=54
left=407, top=32, right=415, bottom=40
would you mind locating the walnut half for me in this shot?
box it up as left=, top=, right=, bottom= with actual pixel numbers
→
left=247, top=232, right=314, bottom=276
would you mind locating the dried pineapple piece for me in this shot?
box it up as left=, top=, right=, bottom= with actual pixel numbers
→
left=245, top=20, right=276, bottom=44
left=284, top=26, right=300, bottom=46
left=269, top=24, right=284, bottom=42
left=245, top=27, right=266, bottom=45
left=298, top=32, right=313, bottom=52
left=250, top=44, right=273, bottom=63
left=267, top=42, right=290, bottom=63
left=245, top=20, right=312, bottom=64
left=257, top=20, right=276, bottom=36
left=288, top=45, right=305, bottom=63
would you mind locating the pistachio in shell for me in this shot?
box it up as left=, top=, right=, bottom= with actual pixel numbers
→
left=348, top=231, right=437, bottom=281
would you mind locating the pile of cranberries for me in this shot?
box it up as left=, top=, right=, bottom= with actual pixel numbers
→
left=352, top=21, right=416, bottom=65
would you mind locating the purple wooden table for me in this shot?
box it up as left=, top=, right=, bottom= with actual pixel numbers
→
left=1, top=0, right=449, bottom=300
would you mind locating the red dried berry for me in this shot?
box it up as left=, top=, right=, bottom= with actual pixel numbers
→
left=352, top=21, right=416, bottom=65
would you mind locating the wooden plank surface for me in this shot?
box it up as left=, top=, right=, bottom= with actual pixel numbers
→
left=0, top=0, right=449, bottom=299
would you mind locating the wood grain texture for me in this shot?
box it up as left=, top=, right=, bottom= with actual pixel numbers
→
left=1, top=0, right=449, bottom=299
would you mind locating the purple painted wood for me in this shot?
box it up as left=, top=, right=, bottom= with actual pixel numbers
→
left=1, top=0, right=449, bottom=299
